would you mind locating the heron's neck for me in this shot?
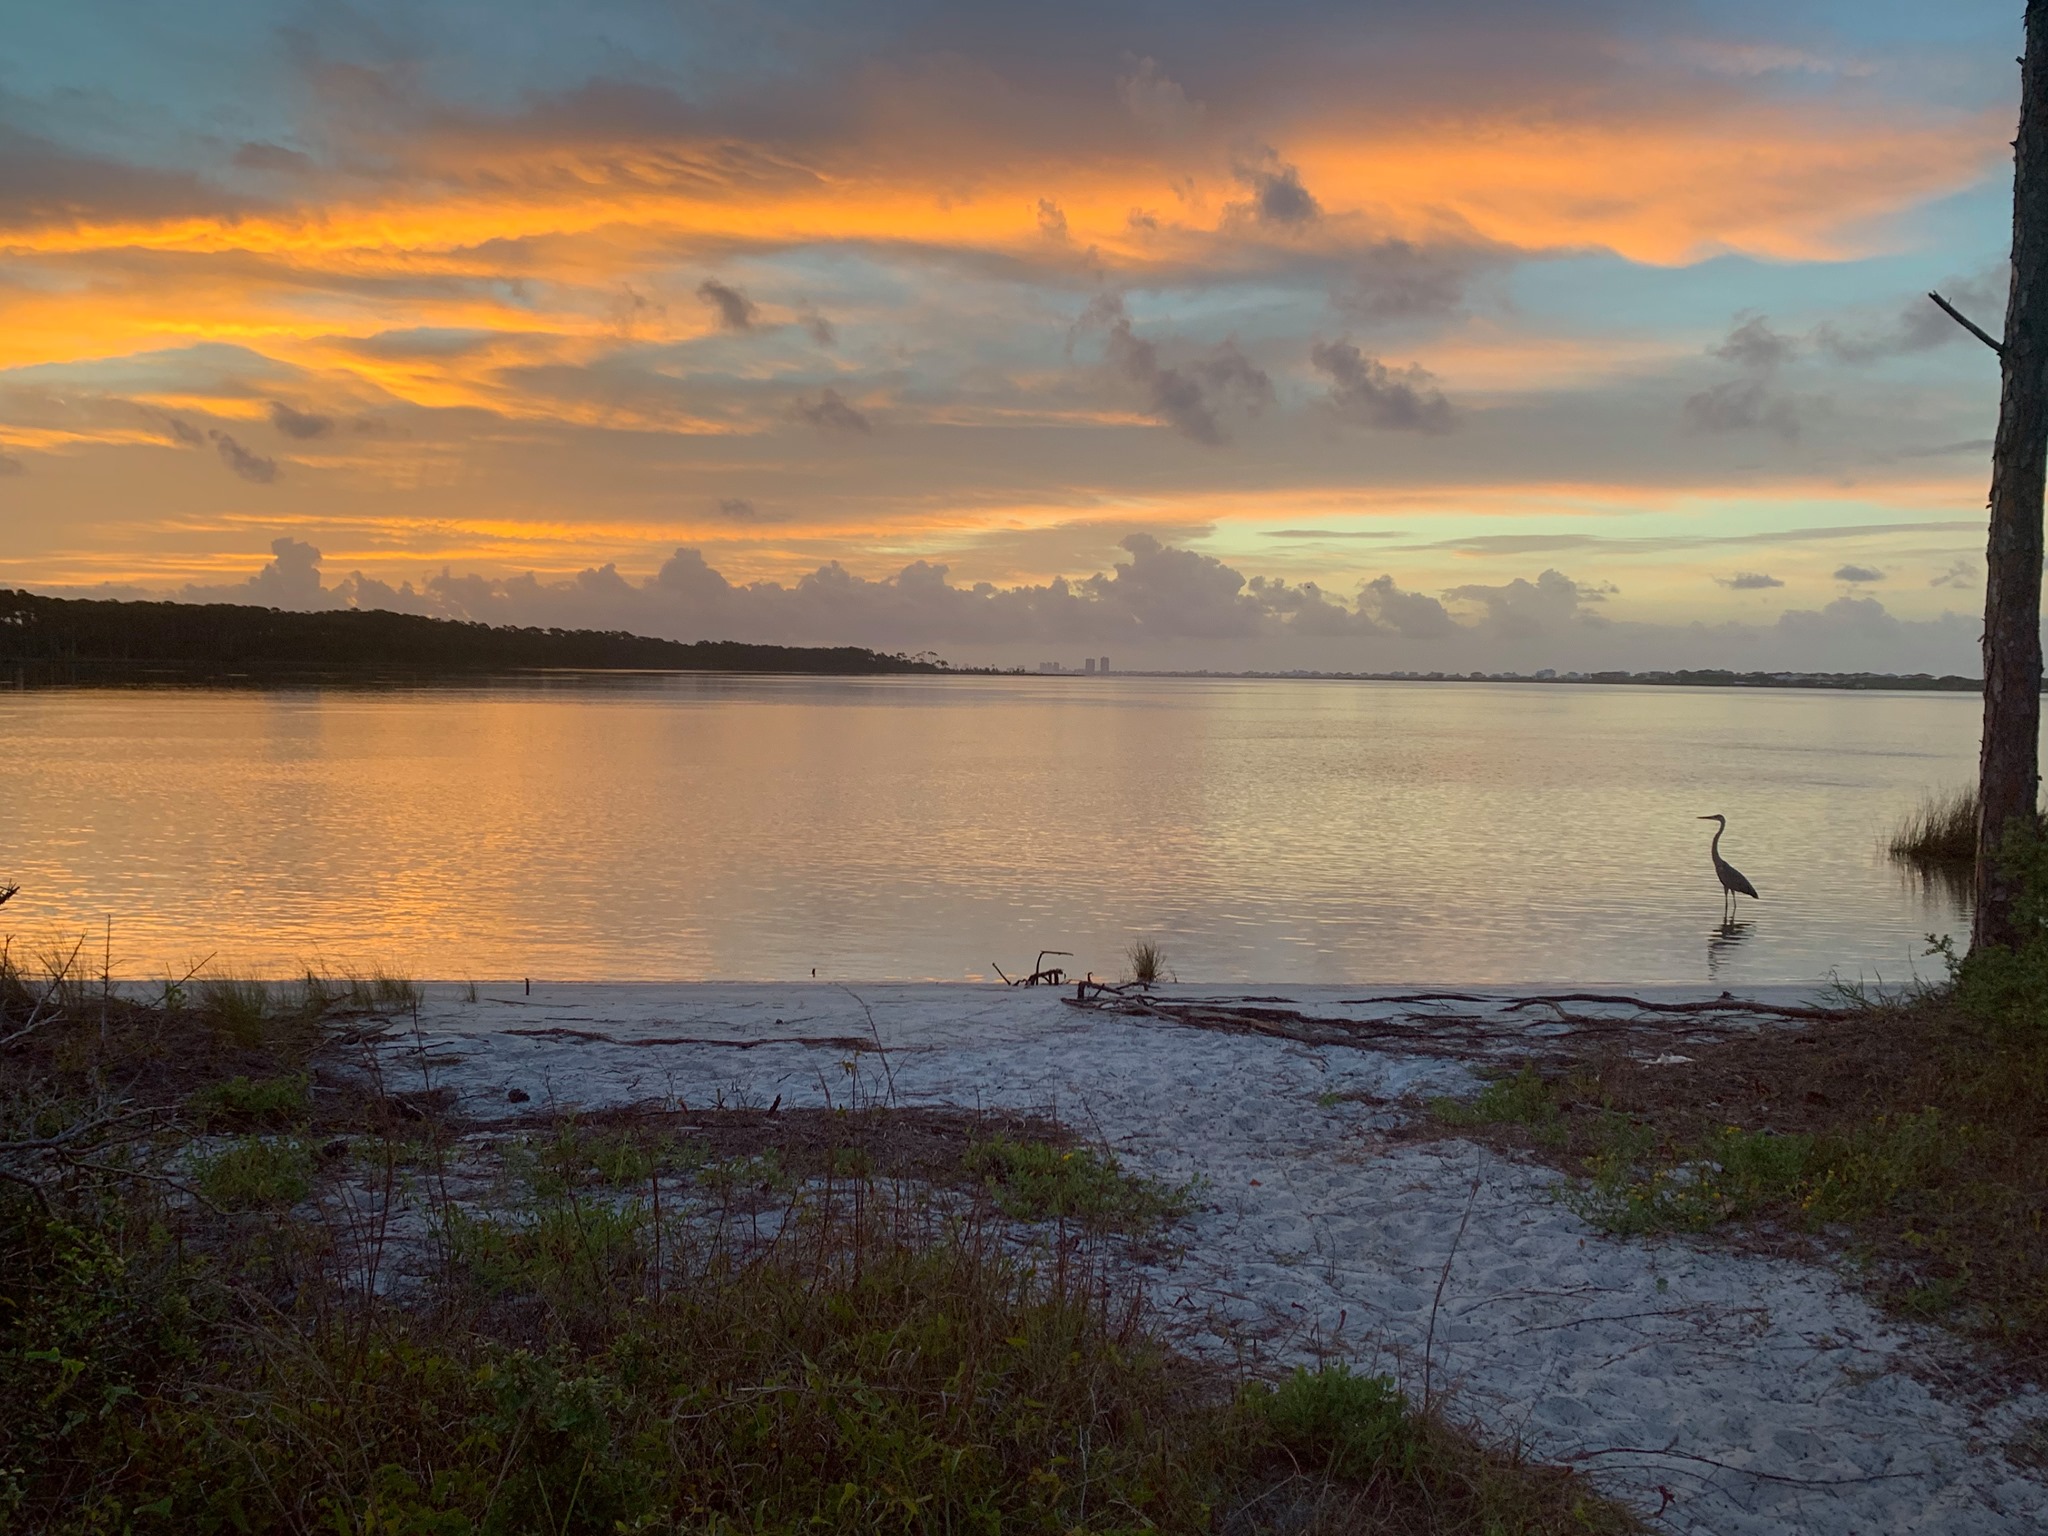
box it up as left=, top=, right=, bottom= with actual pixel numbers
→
left=1710, top=821, right=1724, bottom=856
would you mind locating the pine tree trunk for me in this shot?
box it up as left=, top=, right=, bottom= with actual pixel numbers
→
left=1975, top=0, right=2048, bottom=952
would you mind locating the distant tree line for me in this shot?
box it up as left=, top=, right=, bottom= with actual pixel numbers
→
left=0, top=592, right=951, bottom=678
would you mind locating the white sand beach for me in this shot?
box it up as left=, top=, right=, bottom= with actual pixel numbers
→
left=351, top=981, right=2048, bottom=1536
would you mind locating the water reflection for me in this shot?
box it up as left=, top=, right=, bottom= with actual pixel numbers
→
left=1706, top=919, right=1755, bottom=980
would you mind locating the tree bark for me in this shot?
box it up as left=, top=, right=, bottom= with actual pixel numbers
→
left=1975, top=0, right=2048, bottom=952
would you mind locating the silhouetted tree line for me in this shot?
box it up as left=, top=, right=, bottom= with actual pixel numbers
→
left=0, top=592, right=949, bottom=677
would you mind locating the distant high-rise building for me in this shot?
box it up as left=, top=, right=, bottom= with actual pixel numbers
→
left=1038, top=660, right=1059, bottom=673
left=1083, top=657, right=1097, bottom=674
left=1099, top=656, right=1110, bottom=673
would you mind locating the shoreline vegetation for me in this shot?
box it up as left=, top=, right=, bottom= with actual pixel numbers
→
left=0, top=947, right=1640, bottom=1534
left=1888, top=787, right=1981, bottom=869
left=1415, top=978, right=2048, bottom=1393
left=0, top=589, right=1987, bottom=691
left=0, top=590, right=953, bottom=682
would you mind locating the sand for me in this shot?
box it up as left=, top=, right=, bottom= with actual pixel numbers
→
left=363, top=981, right=2048, bottom=1535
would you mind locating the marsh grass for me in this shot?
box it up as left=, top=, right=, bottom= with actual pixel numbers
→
left=0, top=943, right=1639, bottom=1534
left=1887, top=786, right=1980, bottom=868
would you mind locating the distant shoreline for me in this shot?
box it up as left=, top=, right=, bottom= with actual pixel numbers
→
left=1094, top=668, right=1983, bottom=692
left=0, top=589, right=958, bottom=680
left=0, top=589, right=1984, bottom=693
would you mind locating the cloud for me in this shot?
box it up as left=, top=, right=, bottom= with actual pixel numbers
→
left=1682, top=378, right=1800, bottom=439
left=1035, top=198, right=1068, bottom=240
left=797, top=303, right=837, bottom=346
left=1311, top=339, right=1454, bottom=433
left=1335, top=239, right=1504, bottom=321
left=232, top=141, right=313, bottom=174
left=99, top=533, right=1984, bottom=676
left=1355, top=573, right=1456, bottom=639
left=267, top=400, right=335, bottom=439
left=162, top=415, right=206, bottom=447
left=1444, top=568, right=1613, bottom=640
left=1814, top=268, right=2007, bottom=364
left=1716, top=571, right=1785, bottom=589
left=1085, top=295, right=1271, bottom=445
left=208, top=431, right=279, bottom=483
left=1116, top=56, right=1204, bottom=136
left=1230, top=146, right=1321, bottom=227
left=696, top=278, right=758, bottom=332
left=183, top=536, right=324, bottom=605
left=1711, top=313, right=1796, bottom=371
left=792, top=387, right=872, bottom=434
left=0, top=121, right=245, bottom=232
left=1930, top=560, right=1978, bottom=589
left=1262, top=528, right=1407, bottom=539
left=0, top=450, right=23, bottom=476
left=712, top=497, right=785, bottom=523
left=1834, top=563, right=1884, bottom=583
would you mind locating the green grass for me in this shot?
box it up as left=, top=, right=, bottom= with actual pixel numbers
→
left=964, top=1136, right=1196, bottom=1232
left=0, top=943, right=1639, bottom=1535
left=1429, top=1067, right=1565, bottom=1145
left=190, top=1137, right=315, bottom=1210
left=186, top=1073, right=309, bottom=1130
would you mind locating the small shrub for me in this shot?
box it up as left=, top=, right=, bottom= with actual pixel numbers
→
left=1946, top=820, right=2048, bottom=1037
left=192, top=1138, right=313, bottom=1211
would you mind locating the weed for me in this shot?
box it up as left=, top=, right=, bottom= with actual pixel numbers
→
left=191, top=1137, right=313, bottom=1210
left=965, top=1136, right=1193, bottom=1231
left=1430, top=1066, right=1566, bottom=1147
left=196, top=975, right=270, bottom=1048
left=187, top=1073, right=309, bottom=1130
left=0, top=953, right=1638, bottom=1536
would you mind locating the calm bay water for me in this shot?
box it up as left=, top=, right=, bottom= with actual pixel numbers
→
left=0, top=675, right=1975, bottom=986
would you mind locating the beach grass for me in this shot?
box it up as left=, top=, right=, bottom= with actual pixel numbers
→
left=1127, top=938, right=1165, bottom=987
left=1420, top=992, right=2048, bottom=1376
left=0, top=941, right=1642, bottom=1534
left=1887, top=786, right=1979, bottom=867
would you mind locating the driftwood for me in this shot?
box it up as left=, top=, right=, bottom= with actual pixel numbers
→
left=1061, top=989, right=1854, bottom=1065
left=993, top=950, right=1073, bottom=987
left=501, top=1025, right=879, bottom=1052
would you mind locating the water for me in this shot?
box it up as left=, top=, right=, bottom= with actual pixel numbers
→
left=0, top=674, right=1974, bottom=985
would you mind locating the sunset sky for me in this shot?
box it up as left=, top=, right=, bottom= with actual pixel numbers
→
left=0, top=0, right=2026, bottom=670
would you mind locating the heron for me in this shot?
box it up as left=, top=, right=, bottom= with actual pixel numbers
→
left=1697, top=814, right=1759, bottom=920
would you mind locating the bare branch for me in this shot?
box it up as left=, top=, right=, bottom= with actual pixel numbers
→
left=1928, top=290, right=2004, bottom=355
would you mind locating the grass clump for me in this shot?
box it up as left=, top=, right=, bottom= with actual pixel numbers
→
left=1127, top=938, right=1165, bottom=987
left=965, top=1135, right=1194, bottom=1232
left=187, top=1072, right=309, bottom=1130
left=190, top=1137, right=314, bottom=1210
left=1430, top=1067, right=1565, bottom=1145
left=1887, top=786, right=1979, bottom=868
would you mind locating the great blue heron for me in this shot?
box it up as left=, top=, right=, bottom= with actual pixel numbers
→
left=1697, top=814, right=1759, bottom=920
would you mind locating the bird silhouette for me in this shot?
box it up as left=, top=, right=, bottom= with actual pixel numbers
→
left=1697, top=814, right=1759, bottom=920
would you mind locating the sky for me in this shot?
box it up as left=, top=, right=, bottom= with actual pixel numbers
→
left=0, top=0, right=2028, bottom=672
